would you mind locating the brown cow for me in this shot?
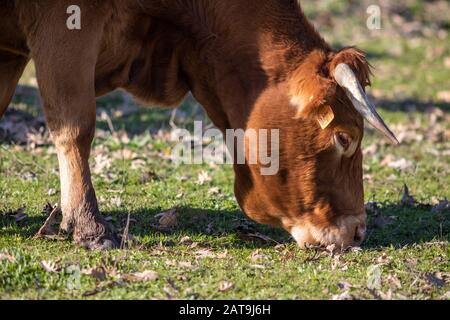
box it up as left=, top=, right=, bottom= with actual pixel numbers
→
left=0, top=1, right=397, bottom=250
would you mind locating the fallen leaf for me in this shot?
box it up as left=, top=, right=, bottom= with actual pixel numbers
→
left=219, top=281, right=234, bottom=292
left=40, top=260, right=60, bottom=273
left=437, top=91, right=450, bottom=103
left=0, top=253, right=16, bottom=263
left=178, top=261, right=196, bottom=269
left=444, top=57, right=450, bottom=69
left=194, top=249, right=216, bottom=259
left=82, top=266, right=107, bottom=281
left=47, top=188, right=57, bottom=196
left=337, top=282, right=352, bottom=291
left=154, top=208, right=178, bottom=231
left=93, top=152, right=112, bottom=175
left=388, top=158, right=413, bottom=171
left=35, top=206, right=61, bottom=238
left=121, top=270, right=159, bottom=282
left=208, top=187, right=220, bottom=195
left=196, top=170, right=212, bottom=185
left=250, top=264, right=266, bottom=269
left=216, top=251, right=228, bottom=259
left=140, top=171, right=160, bottom=184
left=110, top=196, right=122, bottom=208
left=250, top=250, right=269, bottom=262
left=326, top=244, right=337, bottom=255
left=376, top=253, right=392, bottom=265
left=42, top=202, right=57, bottom=216
left=387, top=274, right=402, bottom=289
left=179, top=236, right=193, bottom=245
left=440, top=291, right=450, bottom=300
left=425, top=272, right=446, bottom=288
left=332, top=292, right=353, bottom=300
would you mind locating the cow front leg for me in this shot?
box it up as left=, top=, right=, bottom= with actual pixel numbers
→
left=51, top=117, right=118, bottom=249
left=27, top=6, right=117, bottom=249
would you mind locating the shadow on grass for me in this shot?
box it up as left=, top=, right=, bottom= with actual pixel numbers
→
left=364, top=204, right=450, bottom=249
left=2, top=204, right=448, bottom=250
left=103, top=207, right=292, bottom=249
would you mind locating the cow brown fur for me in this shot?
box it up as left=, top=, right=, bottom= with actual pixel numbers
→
left=0, top=0, right=371, bottom=249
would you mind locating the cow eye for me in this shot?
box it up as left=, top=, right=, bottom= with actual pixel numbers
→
left=335, top=132, right=352, bottom=150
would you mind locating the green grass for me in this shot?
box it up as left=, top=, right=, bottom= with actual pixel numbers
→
left=1, top=0, right=450, bottom=300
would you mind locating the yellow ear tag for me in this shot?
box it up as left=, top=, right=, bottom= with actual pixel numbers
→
left=317, top=105, right=335, bottom=129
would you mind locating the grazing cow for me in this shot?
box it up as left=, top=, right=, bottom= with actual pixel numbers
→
left=0, top=0, right=397, bottom=250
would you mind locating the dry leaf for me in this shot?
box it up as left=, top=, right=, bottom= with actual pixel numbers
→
left=219, top=281, right=234, bottom=292
left=332, top=292, right=353, bottom=300
left=388, top=158, right=413, bottom=171
left=425, top=272, right=446, bottom=288
left=154, top=208, right=178, bottom=231
left=40, top=260, right=60, bottom=273
left=35, top=207, right=61, bottom=238
left=337, top=282, right=352, bottom=291
left=437, top=91, right=450, bottom=103
left=194, top=249, right=216, bottom=259
left=93, top=153, right=112, bottom=175
left=82, top=266, right=107, bottom=281
left=216, top=251, right=228, bottom=259
left=179, top=236, right=193, bottom=245
left=250, top=264, right=266, bottom=269
left=376, top=253, right=392, bottom=265
left=208, top=187, right=220, bottom=195
left=440, top=291, right=450, bottom=300
left=197, top=170, right=212, bottom=185
left=121, top=270, right=159, bottom=282
left=178, top=261, right=196, bottom=269
left=0, top=253, right=16, bottom=263
left=47, top=188, right=57, bottom=196
left=110, top=196, right=122, bottom=208
left=250, top=250, right=269, bottom=262
left=387, top=274, right=402, bottom=289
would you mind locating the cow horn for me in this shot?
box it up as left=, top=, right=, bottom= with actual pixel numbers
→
left=333, top=63, right=399, bottom=144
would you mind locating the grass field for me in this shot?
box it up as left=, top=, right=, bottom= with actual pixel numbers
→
left=1, top=1, right=449, bottom=300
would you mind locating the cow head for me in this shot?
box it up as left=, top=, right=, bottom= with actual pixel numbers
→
left=233, top=48, right=398, bottom=250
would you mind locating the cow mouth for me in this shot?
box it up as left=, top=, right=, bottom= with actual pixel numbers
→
left=289, top=214, right=366, bottom=250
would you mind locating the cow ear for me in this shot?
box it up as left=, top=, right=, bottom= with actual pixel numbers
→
left=329, top=47, right=372, bottom=87
left=289, top=50, right=337, bottom=129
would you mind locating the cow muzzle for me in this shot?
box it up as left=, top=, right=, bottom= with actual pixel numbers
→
left=289, top=214, right=366, bottom=250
